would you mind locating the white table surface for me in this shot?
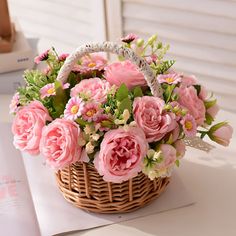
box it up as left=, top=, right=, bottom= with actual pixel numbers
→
left=1, top=94, right=236, bottom=236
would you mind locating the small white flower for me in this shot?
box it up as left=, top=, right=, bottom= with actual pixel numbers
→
left=122, top=109, right=130, bottom=123
left=84, top=125, right=93, bottom=135
left=86, top=142, right=94, bottom=154
left=91, top=133, right=100, bottom=141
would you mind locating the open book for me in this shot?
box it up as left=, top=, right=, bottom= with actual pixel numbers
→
left=0, top=123, right=193, bottom=236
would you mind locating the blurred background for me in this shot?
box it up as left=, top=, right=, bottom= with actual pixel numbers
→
left=2, top=0, right=236, bottom=112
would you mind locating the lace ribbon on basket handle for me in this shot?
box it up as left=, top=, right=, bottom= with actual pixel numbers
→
left=184, top=137, right=215, bottom=152
left=57, top=41, right=163, bottom=98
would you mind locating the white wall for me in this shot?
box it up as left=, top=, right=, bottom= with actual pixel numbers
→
left=8, top=0, right=106, bottom=53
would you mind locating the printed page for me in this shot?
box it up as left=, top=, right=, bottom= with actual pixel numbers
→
left=0, top=123, right=41, bottom=236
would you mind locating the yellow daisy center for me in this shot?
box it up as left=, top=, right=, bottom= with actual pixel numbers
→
left=71, top=105, right=79, bottom=114
left=185, top=121, right=193, bottom=130
left=165, top=77, right=174, bottom=83
left=88, top=62, right=96, bottom=68
left=86, top=109, right=96, bottom=117
left=47, top=87, right=55, bottom=95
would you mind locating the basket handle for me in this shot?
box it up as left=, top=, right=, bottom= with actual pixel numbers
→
left=56, top=41, right=163, bottom=97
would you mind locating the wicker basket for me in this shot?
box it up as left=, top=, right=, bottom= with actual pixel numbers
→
left=54, top=42, right=170, bottom=213
left=56, top=163, right=170, bottom=213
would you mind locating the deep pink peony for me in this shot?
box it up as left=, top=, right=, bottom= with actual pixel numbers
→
left=70, top=77, right=111, bottom=103
left=40, top=119, right=82, bottom=169
left=133, top=96, right=176, bottom=142
left=175, top=86, right=206, bottom=126
left=12, top=101, right=52, bottom=155
left=94, top=126, right=148, bottom=183
left=104, top=60, right=147, bottom=89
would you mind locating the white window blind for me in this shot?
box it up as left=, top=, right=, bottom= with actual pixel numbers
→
left=106, top=0, right=236, bottom=112
left=8, top=0, right=106, bottom=52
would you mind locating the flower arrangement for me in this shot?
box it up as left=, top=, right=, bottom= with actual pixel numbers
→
left=10, top=34, right=233, bottom=184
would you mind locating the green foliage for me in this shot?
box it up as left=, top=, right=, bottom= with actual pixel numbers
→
left=51, top=81, right=68, bottom=119
left=118, top=97, right=132, bottom=114
left=17, top=70, right=51, bottom=105
left=163, top=84, right=176, bottom=103
left=204, top=99, right=217, bottom=109
left=151, top=60, right=175, bottom=75
left=116, top=83, right=129, bottom=101
left=133, top=86, right=143, bottom=98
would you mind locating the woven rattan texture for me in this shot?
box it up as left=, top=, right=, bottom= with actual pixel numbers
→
left=55, top=163, right=170, bottom=213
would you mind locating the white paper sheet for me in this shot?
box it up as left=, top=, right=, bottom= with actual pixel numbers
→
left=0, top=123, right=41, bottom=236
left=22, top=152, right=194, bottom=236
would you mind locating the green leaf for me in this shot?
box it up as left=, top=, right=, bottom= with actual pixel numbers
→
left=116, top=83, right=129, bottom=101
left=133, top=86, right=143, bottom=98
left=163, top=84, right=175, bottom=103
left=205, top=112, right=214, bottom=126
left=175, top=159, right=180, bottom=167
left=75, top=118, right=89, bottom=127
left=118, top=97, right=132, bottom=114
left=52, top=81, right=67, bottom=118
left=204, top=99, right=217, bottom=109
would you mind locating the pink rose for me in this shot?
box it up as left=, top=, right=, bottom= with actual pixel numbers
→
left=174, top=140, right=186, bottom=158
left=207, top=103, right=219, bottom=120
left=70, top=78, right=111, bottom=103
left=104, top=60, right=147, bottom=89
left=12, top=101, right=52, bottom=155
left=209, top=123, right=233, bottom=147
left=175, top=86, right=206, bottom=126
left=157, top=144, right=177, bottom=170
left=94, top=127, right=148, bottom=183
left=133, top=96, right=176, bottom=142
left=199, top=86, right=208, bottom=100
left=40, top=119, right=82, bottom=169
left=181, top=74, right=197, bottom=87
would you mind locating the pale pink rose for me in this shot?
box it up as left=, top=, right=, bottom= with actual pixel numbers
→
left=104, top=60, right=147, bottom=89
left=207, top=103, right=219, bottom=119
left=40, top=119, right=82, bottom=169
left=157, top=144, right=177, bottom=170
left=164, top=124, right=180, bottom=143
left=181, top=74, right=197, bottom=87
left=12, top=101, right=52, bottom=155
left=199, top=86, right=208, bottom=100
left=209, top=123, right=233, bottom=147
left=133, top=96, right=176, bottom=142
left=175, top=86, right=206, bottom=125
left=94, top=127, right=148, bottom=183
left=174, top=140, right=186, bottom=158
left=145, top=54, right=158, bottom=64
left=70, top=78, right=111, bottom=103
